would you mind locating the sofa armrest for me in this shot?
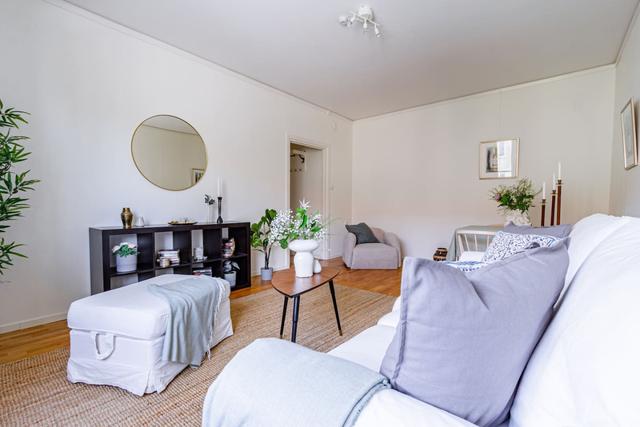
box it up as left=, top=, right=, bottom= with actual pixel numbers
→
left=342, top=233, right=357, bottom=268
left=383, top=232, right=402, bottom=268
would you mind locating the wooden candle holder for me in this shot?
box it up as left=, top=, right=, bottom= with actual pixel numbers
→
left=556, top=179, right=562, bottom=225
left=550, top=190, right=557, bottom=226
left=540, top=199, right=546, bottom=227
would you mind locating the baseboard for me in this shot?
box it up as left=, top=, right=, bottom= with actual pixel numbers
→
left=0, top=312, right=67, bottom=334
left=251, top=263, right=289, bottom=276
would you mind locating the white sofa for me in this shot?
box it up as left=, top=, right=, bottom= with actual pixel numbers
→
left=328, top=214, right=640, bottom=426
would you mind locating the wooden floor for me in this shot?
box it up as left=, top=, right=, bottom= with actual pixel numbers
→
left=0, top=258, right=401, bottom=364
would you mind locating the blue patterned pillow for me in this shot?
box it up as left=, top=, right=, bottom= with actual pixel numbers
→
left=442, top=260, right=488, bottom=272
left=482, top=231, right=560, bottom=263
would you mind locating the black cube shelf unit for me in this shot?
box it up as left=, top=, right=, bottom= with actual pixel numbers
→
left=89, top=222, right=251, bottom=294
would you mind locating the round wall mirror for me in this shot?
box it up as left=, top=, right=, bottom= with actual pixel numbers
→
left=131, top=115, right=207, bottom=191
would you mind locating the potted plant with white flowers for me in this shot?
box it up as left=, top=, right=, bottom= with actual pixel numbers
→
left=113, top=242, right=138, bottom=273
left=489, top=178, right=539, bottom=226
left=272, top=200, right=326, bottom=278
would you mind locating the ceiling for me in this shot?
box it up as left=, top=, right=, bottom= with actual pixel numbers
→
left=65, top=0, right=639, bottom=120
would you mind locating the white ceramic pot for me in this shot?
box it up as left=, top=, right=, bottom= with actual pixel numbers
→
left=260, top=267, right=273, bottom=281
left=224, top=271, right=237, bottom=287
left=313, top=259, right=322, bottom=274
left=504, top=210, right=531, bottom=226
left=288, top=239, right=319, bottom=278
left=116, top=254, right=137, bottom=273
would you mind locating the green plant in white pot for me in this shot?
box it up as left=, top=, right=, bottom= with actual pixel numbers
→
left=250, top=209, right=277, bottom=281
left=273, top=200, right=326, bottom=278
left=489, top=179, right=539, bottom=226
left=113, top=242, right=137, bottom=273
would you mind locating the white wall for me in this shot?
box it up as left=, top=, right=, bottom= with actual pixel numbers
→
left=0, top=0, right=352, bottom=332
left=610, top=12, right=640, bottom=215
left=353, top=67, right=615, bottom=258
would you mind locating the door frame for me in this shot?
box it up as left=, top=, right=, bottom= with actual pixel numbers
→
left=285, top=134, right=331, bottom=263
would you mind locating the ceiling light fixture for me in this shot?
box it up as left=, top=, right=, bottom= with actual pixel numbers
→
left=338, top=5, right=382, bottom=37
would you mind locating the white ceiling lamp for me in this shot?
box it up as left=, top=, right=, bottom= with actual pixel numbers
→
left=338, top=5, right=382, bottom=37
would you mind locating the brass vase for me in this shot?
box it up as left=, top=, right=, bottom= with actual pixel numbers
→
left=121, top=207, right=133, bottom=229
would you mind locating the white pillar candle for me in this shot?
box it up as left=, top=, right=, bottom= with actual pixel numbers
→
left=558, top=162, right=562, bottom=180
left=542, top=182, right=546, bottom=199
left=217, top=177, right=222, bottom=198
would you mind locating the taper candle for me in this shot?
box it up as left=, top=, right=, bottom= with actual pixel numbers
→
left=558, top=162, right=562, bottom=180
left=217, top=177, right=222, bottom=198
left=542, top=182, right=546, bottom=199
left=552, top=173, right=556, bottom=188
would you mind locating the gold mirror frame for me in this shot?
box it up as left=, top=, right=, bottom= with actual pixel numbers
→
left=131, top=114, right=208, bottom=191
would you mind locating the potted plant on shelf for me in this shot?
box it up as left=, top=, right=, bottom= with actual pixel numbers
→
left=272, top=199, right=326, bottom=278
left=223, top=260, right=240, bottom=287
left=113, top=242, right=138, bottom=273
left=250, top=209, right=277, bottom=281
left=490, top=178, right=539, bottom=226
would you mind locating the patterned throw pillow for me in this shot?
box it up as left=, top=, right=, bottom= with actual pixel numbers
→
left=482, top=231, right=559, bottom=263
left=442, top=260, right=488, bottom=272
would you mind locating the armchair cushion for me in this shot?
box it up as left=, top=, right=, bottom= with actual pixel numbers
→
left=345, top=223, right=380, bottom=244
left=351, top=243, right=399, bottom=269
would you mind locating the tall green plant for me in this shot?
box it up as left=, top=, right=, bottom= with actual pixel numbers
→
left=250, top=209, right=277, bottom=269
left=0, top=100, right=39, bottom=273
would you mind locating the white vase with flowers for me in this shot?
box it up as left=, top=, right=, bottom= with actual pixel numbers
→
left=271, top=200, right=327, bottom=278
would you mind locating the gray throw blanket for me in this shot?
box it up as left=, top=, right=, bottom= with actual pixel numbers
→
left=148, top=276, right=222, bottom=367
left=202, top=338, right=389, bottom=427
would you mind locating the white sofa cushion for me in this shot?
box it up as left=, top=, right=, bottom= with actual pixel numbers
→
left=510, top=217, right=640, bottom=427
left=564, top=213, right=629, bottom=287
left=377, top=310, right=400, bottom=328
left=355, top=389, right=476, bottom=427
left=330, top=325, right=475, bottom=427
left=67, top=274, right=230, bottom=340
left=459, top=251, right=485, bottom=262
left=329, top=325, right=396, bottom=371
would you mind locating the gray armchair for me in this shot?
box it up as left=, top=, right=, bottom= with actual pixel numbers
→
left=342, top=227, right=402, bottom=269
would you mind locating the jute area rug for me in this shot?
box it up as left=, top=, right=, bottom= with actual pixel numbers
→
left=1, top=284, right=395, bottom=426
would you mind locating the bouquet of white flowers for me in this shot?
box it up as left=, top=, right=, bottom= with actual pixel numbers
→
left=270, top=200, right=327, bottom=249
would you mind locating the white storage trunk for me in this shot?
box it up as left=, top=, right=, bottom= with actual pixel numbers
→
left=67, top=274, right=233, bottom=395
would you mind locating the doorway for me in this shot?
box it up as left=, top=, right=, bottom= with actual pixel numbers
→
left=288, top=139, right=329, bottom=260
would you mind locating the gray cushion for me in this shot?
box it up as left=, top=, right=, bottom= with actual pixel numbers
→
left=504, top=222, right=572, bottom=238
left=345, top=223, right=379, bottom=244
left=380, top=243, right=569, bottom=427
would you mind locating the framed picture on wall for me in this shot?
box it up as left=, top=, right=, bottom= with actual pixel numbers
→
left=621, top=98, right=638, bottom=170
left=479, top=138, right=519, bottom=179
left=192, top=168, right=205, bottom=185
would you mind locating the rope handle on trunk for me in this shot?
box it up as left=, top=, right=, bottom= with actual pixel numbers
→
left=90, top=331, right=115, bottom=360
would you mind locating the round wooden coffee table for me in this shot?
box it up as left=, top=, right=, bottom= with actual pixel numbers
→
left=271, top=267, right=342, bottom=343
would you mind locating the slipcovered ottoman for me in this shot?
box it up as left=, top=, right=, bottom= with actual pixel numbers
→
left=67, top=274, right=233, bottom=395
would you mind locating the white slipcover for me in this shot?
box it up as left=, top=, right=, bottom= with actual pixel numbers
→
left=510, top=216, right=640, bottom=426
left=67, top=274, right=233, bottom=395
left=329, top=214, right=640, bottom=427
